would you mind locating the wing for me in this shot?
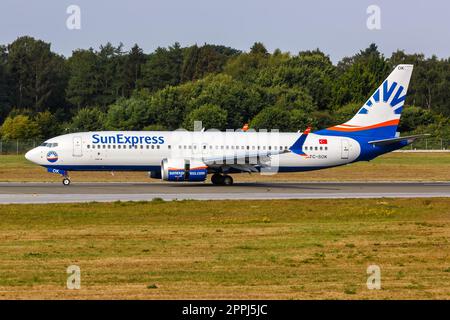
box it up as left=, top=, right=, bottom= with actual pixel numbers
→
left=192, top=149, right=290, bottom=172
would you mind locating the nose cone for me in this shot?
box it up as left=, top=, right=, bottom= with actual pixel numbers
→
left=25, top=148, right=38, bottom=163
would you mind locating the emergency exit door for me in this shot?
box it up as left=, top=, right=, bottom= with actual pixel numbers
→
left=73, top=136, right=83, bottom=157
left=341, top=139, right=349, bottom=159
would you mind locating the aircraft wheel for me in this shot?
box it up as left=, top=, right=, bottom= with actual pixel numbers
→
left=211, top=173, right=222, bottom=185
left=62, top=178, right=71, bottom=186
left=222, top=175, right=233, bottom=186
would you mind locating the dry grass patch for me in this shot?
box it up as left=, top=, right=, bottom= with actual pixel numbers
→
left=0, top=198, right=449, bottom=299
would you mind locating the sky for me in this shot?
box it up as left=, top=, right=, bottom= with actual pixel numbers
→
left=0, top=0, right=449, bottom=63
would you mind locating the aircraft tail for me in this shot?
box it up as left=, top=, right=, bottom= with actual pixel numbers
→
left=317, top=64, right=414, bottom=139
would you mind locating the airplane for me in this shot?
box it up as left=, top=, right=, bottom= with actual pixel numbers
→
left=25, top=64, right=428, bottom=186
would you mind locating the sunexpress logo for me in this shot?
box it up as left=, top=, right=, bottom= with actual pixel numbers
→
left=92, top=133, right=164, bottom=146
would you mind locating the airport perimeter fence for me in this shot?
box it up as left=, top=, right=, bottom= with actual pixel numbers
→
left=0, top=139, right=42, bottom=155
left=0, top=138, right=449, bottom=155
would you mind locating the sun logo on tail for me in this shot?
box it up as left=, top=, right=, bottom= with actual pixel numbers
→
left=359, top=80, right=406, bottom=116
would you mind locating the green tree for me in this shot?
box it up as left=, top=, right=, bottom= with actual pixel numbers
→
left=181, top=44, right=237, bottom=82
left=1, top=114, right=39, bottom=139
left=66, top=49, right=99, bottom=108
left=34, top=111, right=60, bottom=139
left=7, top=36, right=67, bottom=112
left=333, top=43, right=389, bottom=106
left=250, top=106, right=291, bottom=130
left=224, top=43, right=271, bottom=82
left=139, top=43, right=183, bottom=91
left=183, top=104, right=228, bottom=130
left=398, top=106, right=434, bottom=132
left=332, top=102, right=361, bottom=124
left=122, top=44, right=146, bottom=96
left=105, top=97, right=154, bottom=130
left=0, top=45, right=11, bottom=123
left=71, top=107, right=105, bottom=132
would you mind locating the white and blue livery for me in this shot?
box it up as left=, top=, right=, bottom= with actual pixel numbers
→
left=25, top=65, right=427, bottom=185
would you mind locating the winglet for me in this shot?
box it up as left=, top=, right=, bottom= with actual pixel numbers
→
left=290, top=127, right=310, bottom=155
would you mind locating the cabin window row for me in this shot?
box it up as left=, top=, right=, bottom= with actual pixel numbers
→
left=86, top=144, right=161, bottom=150
left=304, top=146, right=328, bottom=151
left=177, top=145, right=290, bottom=150
left=86, top=144, right=296, bottom=151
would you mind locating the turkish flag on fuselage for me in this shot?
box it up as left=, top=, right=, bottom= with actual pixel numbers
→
left=319, top=139, right=328, bottom=144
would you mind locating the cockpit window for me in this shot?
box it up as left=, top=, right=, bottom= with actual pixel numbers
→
left=40, top=142, right=58, bottom=148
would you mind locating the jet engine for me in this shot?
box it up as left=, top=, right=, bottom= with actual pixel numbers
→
left=161, top=158, right=208, bottom=182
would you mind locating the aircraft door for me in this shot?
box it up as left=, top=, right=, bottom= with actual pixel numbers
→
left=73, top=136, right=83, bottom=157
left=341, top=139, right=349, bottom=159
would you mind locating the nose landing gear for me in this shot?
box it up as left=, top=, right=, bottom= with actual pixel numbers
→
left=62, top=177, right=71, bottom=186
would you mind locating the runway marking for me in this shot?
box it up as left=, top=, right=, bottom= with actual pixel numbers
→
left=0, top=192, right=449, bottom=204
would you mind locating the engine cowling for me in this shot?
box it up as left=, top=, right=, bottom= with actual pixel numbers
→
left=161, top=158, right=208, bottom=182
left=148, top=170, right=162, bottom=179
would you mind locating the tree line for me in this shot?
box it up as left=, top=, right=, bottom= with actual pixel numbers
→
left=0, top=36, right=449, bottom=141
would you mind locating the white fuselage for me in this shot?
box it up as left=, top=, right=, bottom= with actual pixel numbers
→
left=25, top=131, right=361, bottom=173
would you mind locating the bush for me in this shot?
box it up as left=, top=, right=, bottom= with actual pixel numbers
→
left=183, top=104, right=227, bottom=130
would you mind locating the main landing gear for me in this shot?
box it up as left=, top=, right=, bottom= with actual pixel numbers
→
left=211, top=173, right=233, bottom=186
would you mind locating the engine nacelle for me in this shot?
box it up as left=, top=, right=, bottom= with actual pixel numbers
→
left=148, top=170, right=162, bottom=179
left=161, top=158, right=208, bottom=182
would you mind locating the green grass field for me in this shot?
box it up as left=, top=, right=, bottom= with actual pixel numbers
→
left=0, top=198, right=449, bottom=299
left=1, top=152, right=450, bottom=182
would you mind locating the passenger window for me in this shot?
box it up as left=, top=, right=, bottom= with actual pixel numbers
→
left=151, top=145, right=154, bottom=149
left=113, top=145, right=116, bottom=149
left=168, top=145, right=171, bottom=149
left=87, top=145, right=90, bottom=149
left=315, top=146, right=318, bottom=151
left=268, top=146, right=272, bottom=150
left=320, top=146, right=323, bottom=150
left=108, top=145, right=111, bottom=149
left=157, top=145, right=160, bottom=149
left=325, top=146, right=328, bottom=150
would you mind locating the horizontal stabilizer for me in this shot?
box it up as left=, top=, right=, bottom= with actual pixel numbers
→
left=368, top=134, right=430, bottom=146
